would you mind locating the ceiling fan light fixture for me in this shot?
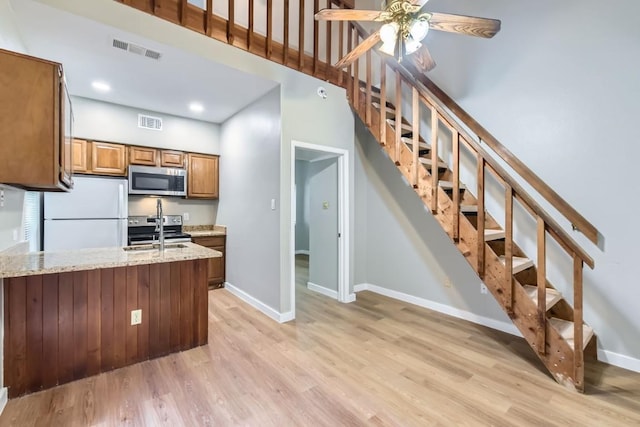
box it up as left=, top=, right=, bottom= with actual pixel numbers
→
left=404, top=37, right=422, bottom=55
left=409, top=19, right=429, bottom=42
left=379, top=22, right=399, bottom=56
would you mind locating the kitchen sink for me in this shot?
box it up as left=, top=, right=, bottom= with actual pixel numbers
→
left=123, top=243, right=189, bottom=252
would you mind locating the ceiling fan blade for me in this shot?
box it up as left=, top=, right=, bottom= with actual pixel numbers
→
left=315, top=9, right=382, bottom=21
left=334, top=30, right=381, bottom=68
left=429, top=13, right=501, bottom=38
left=409, top=45, right=436, bottom=73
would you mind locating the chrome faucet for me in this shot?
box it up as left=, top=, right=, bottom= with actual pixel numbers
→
left=156, top=198, right=164, bottom=252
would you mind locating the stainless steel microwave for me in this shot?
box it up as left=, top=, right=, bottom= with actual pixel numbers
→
left=128, top=165, right=187, bottom=196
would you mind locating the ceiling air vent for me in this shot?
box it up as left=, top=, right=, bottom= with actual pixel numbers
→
left=111, top=37, right=163, bottom=61
left=138, top=114, right=163, bottom=131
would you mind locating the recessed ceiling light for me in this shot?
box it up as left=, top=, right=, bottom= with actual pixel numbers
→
left=91, top=81, right=111, bottom=93
left=189, top=102, right=204, bottom=113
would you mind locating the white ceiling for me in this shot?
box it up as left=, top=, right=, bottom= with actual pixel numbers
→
left=11, top=0, right=279, bottom=123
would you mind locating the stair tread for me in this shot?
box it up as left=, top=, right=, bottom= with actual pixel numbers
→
left=418, top=157, right=448, bottom=169
left=484, top=229, right=505, bottom=241
left=386, top=119, right=413, bottom=132
left=372, top=102, right=396, bottom=115
left=499, top=255, right=535, bottom=274
left=401, top=137, right=430, bottom=150
left=439, top=181, right=466, bottom=190
left=549, top=317, right=594, bottom=350
left=522, top=285, right=563, bottom=310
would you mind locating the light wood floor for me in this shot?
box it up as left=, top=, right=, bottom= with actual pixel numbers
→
left=1, top=255, right=639, bottom=426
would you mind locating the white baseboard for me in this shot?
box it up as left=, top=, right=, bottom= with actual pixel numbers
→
left=0, top=387, right=7, bottom=415
left=355, top=283, right=640, bottom=373
left=344, top=293, right=356, bottom=303
left=598, top=349, right=640, bottom=373
left=295, top=250, right=310, bottom=256
left=354, top=283, right=521, bottom=337
left=307, top=282, right=338, bottom=299
left=224, top=282, right=293, bottom=323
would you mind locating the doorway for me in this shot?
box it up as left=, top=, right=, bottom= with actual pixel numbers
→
left=290, top=141, right=350, bottom=316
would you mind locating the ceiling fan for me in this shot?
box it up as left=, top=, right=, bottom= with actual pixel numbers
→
left=315, top=0, right=501, bottom=73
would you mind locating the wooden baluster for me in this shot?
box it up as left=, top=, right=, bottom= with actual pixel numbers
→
left=313, top=0, right=319, bottom=75
left=452, top=130, right=460, bottom=241
left=228, top=0, right=235, bottom=43
left=365, top=50, right=372, bottom=126
left=505, top=184, right=514, bottom=314
left=394, top=73, right=402, bottom=165
left=248, top=0, right=254, bottom=51
left=153, top=0, right=160, bottom=14
left=283, top=0, right=289, bottom=65
left=537, top=217, right=547, bottom=355
left=325, top=0, right=332, bottom=81
left=477, top=158, right=485, bottom=277
left=337, top=21, right=343, bottom=86
left=412, top=88, right=419, bottom=188
left=298, top=0, right=304, bottom=69
left=266, top=0, right=273, bottom=59
left=430, top=108, right=439, bottom=213
left=573, top=255, right=584, bottom=391
left=353, top=34, right=359, bottom=107
left=379, top=62, right=386, bottom=144
left=346, top=25, right=352, bottom=101
left=180, top=0, right=187, bottom=26
left=206, top=0, right=213, bottom=36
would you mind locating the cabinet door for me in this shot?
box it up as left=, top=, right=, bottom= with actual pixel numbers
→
left=161, top=150, right=185, bottom=168
left=187, top=153, right=219, bottom=199
left=91, top=141, right=127, bottom=176
left=72, top=139, right=89, bottom=173
left=59, top=78, right=73, bottom=189
left=208, top=246, right=225, bottom=285
left=129, top=146, right=158, bottom=166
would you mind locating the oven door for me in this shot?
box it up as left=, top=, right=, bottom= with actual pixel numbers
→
left=128, top=165, right=187, bottom=196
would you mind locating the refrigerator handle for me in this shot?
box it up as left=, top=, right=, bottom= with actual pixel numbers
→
left=118, top=183, right=124, bottom=218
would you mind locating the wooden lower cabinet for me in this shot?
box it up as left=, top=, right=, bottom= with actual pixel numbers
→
left=3, top=259, right=208, bottom=398
left=192, top=235, right=225, bottom=287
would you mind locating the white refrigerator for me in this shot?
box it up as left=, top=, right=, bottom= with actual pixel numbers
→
left=44, top=176, right=128, bottom=251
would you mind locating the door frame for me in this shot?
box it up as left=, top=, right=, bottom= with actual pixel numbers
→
left=290, top=140, right=350, bottom=315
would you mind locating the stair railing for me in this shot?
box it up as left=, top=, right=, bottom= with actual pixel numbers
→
left=346, top=22, right=593, bottom=390
left=115, top=0, right=353, bottom=85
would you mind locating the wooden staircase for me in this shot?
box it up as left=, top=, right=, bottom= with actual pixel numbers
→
left=348, top=54, right=597, bottom=391
left=115, top=0, right=599, bottom=392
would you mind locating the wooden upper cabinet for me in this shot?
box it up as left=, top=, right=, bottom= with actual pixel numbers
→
left=160, top=150, right=185, bottom=168
left=72, top=139, right=89, bottom=174
left=187, top=153, right=219, bottom=199
left=91, top=141, right=127, bottom=176
left=129, top=146, right=158, bottom=166
left=0, top=48, right=73, bottom=191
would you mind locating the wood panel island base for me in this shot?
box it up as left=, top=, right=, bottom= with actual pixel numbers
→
left=0, top=243, right=219, bottom=398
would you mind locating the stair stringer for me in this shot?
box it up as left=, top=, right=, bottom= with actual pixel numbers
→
left=355, top=92, right=587, bottom=392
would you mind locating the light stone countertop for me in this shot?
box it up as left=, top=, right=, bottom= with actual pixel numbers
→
left=188, top=230, right=226, bottom=238
left=184, top=224, right=226, bottom=238
left=0, top=242, right=221, bottom=279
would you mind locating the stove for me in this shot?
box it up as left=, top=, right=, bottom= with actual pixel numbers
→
left=127, top=215, right=192, bottom=245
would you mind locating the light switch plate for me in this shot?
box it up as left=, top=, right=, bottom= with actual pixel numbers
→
left=322, top=201, right=329, bottom=209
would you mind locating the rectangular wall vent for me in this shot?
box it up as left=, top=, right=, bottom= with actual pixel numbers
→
left=111, top=38, right=163, bottom=61
left=138, top=114, right=163, bottom=131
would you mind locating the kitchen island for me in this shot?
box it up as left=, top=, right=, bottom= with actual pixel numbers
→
left=0, top=243, right=220, bottom=398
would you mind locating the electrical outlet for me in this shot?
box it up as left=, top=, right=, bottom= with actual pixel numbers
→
left=480, top=284, right=488, bottom=294
left=444, top=277, right=452, bottom=288
left=131, top=309, right=142, bottom=325
left=183, top=212, right=190, bottom=221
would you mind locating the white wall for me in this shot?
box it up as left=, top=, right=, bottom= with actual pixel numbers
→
left=294, top=160, right=309, bottom=253
left=218, top=87, right=282, bottom=311
left=72, top=96, right=220, bottom=154
left=308, top=157, right=339, bottom=292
